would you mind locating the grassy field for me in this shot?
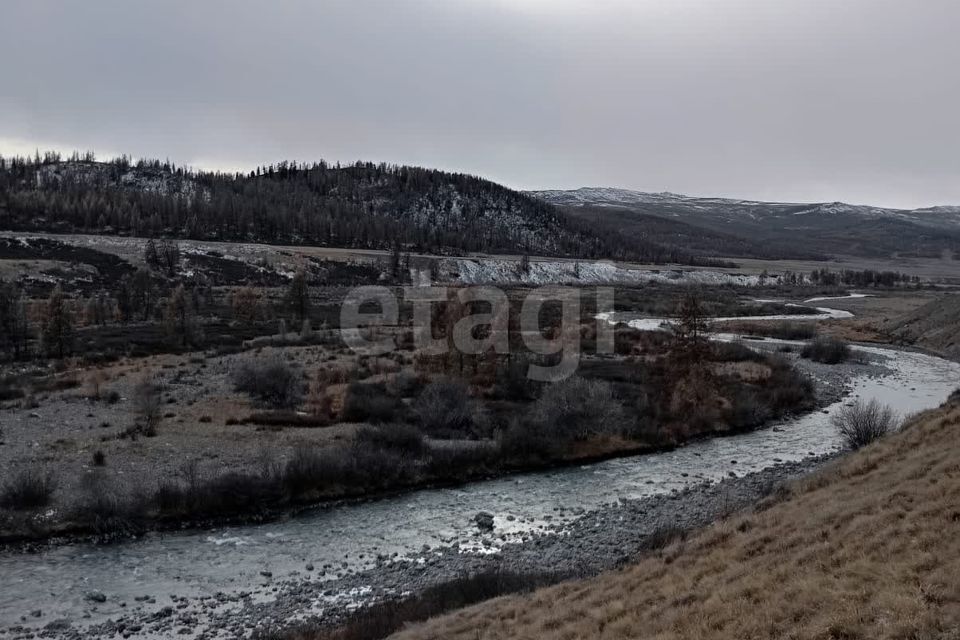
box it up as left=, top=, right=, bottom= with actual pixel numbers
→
left=728, top=254, right=960, bottom=283
left=388, top=393, right=960, bottom=640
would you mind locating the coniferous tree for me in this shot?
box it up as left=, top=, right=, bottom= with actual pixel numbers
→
left=518, top=254, right=531, bottom=277
left=144, top=238, right=159, bottom=268
left=41, top=284, right=75, bottom=359
left=164, top=284, right=202, bottom=347
left=117, top=270, right=154, bottom=322
left=287, top=269, right=310, bottom=323
left=0, top=281, right=31, bottom=360
left=673, top=292, right=709, bottom=364
left=158, top=240, right=180, bottom=277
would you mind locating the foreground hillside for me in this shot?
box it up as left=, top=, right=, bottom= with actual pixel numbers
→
left=392, top=394, right=960, bottom=640
left=0, top=155, right=710, bottom=264
left=883, top=294, right=960, bottom=360
left=531, top=187, right=960, bottom=261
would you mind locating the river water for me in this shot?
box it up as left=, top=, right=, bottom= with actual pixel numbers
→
left=1, top=327, right=958, bottom=636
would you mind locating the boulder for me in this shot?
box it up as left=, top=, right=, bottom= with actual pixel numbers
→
left=474, top=512, right=495, bottom=531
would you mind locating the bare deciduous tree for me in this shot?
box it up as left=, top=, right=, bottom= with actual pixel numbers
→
left=133, top=376, right=164, bottom=437
left=833, top=399, right=899, bottom=449
left=230, top=287, right=264, bottom=324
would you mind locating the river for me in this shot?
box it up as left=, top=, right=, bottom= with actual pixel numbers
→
left=1, top=311, right=958, bottom=638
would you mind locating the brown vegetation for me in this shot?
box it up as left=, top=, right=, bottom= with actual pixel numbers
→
left=801, top=336, right=852, bottom=364
left=883, top=294, right=960, bottom=359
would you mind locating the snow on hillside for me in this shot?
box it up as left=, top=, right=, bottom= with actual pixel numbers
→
left=529, top=188, right=960, bottom=227
left=440, top=258, right=772, bottom=286
left=35, top=162, right=206, bottom=201
left=528, top=187, right=707, bottom=208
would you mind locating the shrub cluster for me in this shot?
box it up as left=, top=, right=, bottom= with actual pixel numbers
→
left=143, top=425, right=497, bottom=522
left=279, top=570, right=563, bottom=640
left=0, top=376, right=25, bottom=402
left=355, top=424, right=425, bottom=456
left=801, top=337, right=851, bottom=364
left=413, top=380, right=479, bottom=438
left=233, top=356, right=304, bottom=409
left=501, top=376, right=626, bottom=460
left=341, top=382, right=402, bottom=423
left=0, top=469, right=56, bottom=510
left=711, top=341, right=766, bottom=363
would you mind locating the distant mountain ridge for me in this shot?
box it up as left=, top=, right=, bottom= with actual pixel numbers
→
left=528, top=187, right=960, bottom=226
left=529, top=187, right=960, bottom=260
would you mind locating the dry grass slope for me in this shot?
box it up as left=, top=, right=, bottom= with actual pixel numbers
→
left=884, top=294, right=960, bottom=360
left=392, top=397, right=960, bottom=640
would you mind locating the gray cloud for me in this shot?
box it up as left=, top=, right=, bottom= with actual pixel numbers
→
left=2, top=0, right=959, bottom=208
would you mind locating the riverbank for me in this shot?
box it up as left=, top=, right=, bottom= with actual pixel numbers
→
left=388, top=395, right=960, bottom=640
left=0, top=337, right=861, bottom=550
left=0, top=332, right=838, bottom=548
left=23, top=455, right=837, bottom=640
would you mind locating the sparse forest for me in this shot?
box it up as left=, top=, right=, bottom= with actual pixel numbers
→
left=0, top=153, right=705, bottom=263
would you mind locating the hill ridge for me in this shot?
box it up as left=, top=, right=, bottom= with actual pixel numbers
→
left=0, top=156, right=707, bottom=263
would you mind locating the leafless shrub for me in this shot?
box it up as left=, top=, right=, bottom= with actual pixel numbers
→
left=282, top=569, right=561, bottom=640
left=230, top=286, right=265, bottom=324
left=390, top=370, right=423, bottom=398
left=356, top=424, right=426, bottom=456
left=833, top=399, right=899, bottom=449
left=233, top=356, right=304, bottom=409
left=342, top=382, right=401, bottom=423
left=500, top=417, right=558, bottom=460
left=643, top=523, right=687, bottom=551
left=0, top=469, right=56, bottom=510
left=414, top=380, right=476, bottom=437
left=528, top=376, right=627, bottom=442
left=0, top=377, right=25, bottom=402
left=85, top=370, right=109, bottom=400
left=801, top=337, right=851, bottom=364
left=300, top=319, right=314, bottom=341
left=74, top=473, right=140, bottom=531
left=735, top=321, right=817, bottom=341
left=133, top=375, right=163, bottom=436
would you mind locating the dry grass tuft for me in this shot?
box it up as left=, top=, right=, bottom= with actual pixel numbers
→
left=390, top=399, right=960, bottom=640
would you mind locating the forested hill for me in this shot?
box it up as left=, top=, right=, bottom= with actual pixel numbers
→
left=0, top=154, right=714, bottom=263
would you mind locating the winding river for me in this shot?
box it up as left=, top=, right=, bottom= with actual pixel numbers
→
left=2, top=303, right=959, bottom=638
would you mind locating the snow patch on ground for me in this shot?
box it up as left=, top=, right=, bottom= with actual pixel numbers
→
left=803, top=292, right=873, bottom=303
left=596, top=305, right=853, bottom=333
left=442, top=258, right=774, bottom=287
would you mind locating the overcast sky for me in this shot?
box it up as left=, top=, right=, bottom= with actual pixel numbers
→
left=1, top=0, right=958, bottom=208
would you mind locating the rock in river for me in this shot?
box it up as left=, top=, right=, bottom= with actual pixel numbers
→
left=474, top=512, right=495, bottom=531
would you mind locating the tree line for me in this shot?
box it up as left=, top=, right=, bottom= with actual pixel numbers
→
left=808, top=268, right=919, bottom=287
